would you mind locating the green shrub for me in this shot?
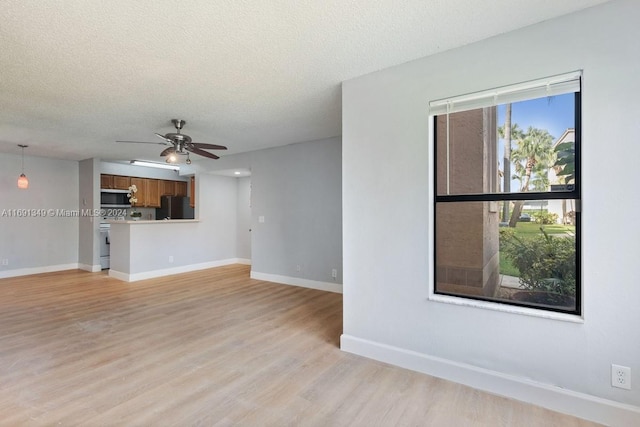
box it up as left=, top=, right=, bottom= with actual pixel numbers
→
left=499, top=227, right=516, bottom=248
left=501, top=228, right=576, bottom=297
left=532, top=211, right=558, bottom=225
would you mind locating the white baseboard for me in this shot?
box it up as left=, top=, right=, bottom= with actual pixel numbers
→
left=109, top=258, right=246, bottom=282
left=236, top=258, right=252, bottom=265
left=0, top=263, right=80, bottom=279
left=250, top=271, right=342, bottom=294
left=340, top=334, right=640, bottom=426
left=78, top=263, right=102, bottom=273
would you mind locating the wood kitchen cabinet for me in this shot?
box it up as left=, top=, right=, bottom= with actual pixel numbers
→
left=129, top=178, right=160, bottom=208
left=160, top=180, right=187, bottom=197
left=103, top=174, right=179, bottom=208
left=101, top=174, right=130, bottom=190
left=146, top=179, right=160, bottom=207
left=112, top=175, right=130, bottom=190
left=129, top=177, right=146, bottom=207
left=160, top=180, right=175, bottom=196
left=175, top=181, right=188, bottom=197
left=100, top=174, right=113, bottom=189
left=189, top=176, right=195, bottom=208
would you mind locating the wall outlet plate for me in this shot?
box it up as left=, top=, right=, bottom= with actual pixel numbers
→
left=612, top=364, right=631, bottom=390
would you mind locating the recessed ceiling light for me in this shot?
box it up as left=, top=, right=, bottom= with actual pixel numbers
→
left=234, top=171, right=241, bottom=175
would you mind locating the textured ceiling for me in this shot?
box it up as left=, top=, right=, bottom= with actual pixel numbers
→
left=0, top=0, right=609, bottom=163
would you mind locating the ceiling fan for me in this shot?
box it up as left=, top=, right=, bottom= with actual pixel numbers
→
left=117, top=119, right=227, bottom=162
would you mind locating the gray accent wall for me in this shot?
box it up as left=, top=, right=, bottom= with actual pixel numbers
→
left=250, top=138, right=342, bottom=283
left=236, top=177, right=251, bottom=260
left=203, top=137, right=342, bottom=284
left=0, top=153, right=79, bottom=274
left=78, top=158, right=100, bottom=269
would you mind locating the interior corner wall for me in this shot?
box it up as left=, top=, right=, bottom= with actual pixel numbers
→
left=0, top=153, right=80, bottom=276
left=249, top=138, right=342, bottom=285
left=78, top=158, right=100, bottom=269
left=236, top=176, right=252, bottom=261
left=341, top=0, right=639, bottom=422
left=205, top=137, right=342, bottom=285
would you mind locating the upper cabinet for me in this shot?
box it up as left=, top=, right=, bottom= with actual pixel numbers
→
left=159, top=180, right=187, bottom=197
left=176, top=181, right=188, bottom=197
left=129, top=177, right=147, bottom=207
left=101, top=174, right=131, bottom=190
left=129, top=177, right=161, bottom=208
left=160, top=180, right=175, bottom=196
left=102, top=174, right=186, bottom=208
left=146, top=179, right=160, bottom=208
left=100, top=174, right=113, bottom=189
left=112, top=175, right=130, bottom=190
left=190, top=176, right=195, bottom=208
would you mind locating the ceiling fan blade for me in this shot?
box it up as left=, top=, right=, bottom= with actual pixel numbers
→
left=187, top=146, right=219, bottom=160
left=160, top=147, right=176, bottom=156
left=116, top=140, right=171, bottom=145
left=155, top=133, right=171, bottom=142
left=190, top=142, right=227, bottom=150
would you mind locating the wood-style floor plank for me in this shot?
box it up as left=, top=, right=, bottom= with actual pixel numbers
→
left=0, top=265, right=600, bottom=426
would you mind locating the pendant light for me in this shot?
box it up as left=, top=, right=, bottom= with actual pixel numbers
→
left=17, top=144, right=29, bottom=189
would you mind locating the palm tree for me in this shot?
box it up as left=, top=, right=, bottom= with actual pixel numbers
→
left=508, top=126, right=555, bottom=227
left=498, top=107, right=523, bottom=222
left=553, top=140, right=576, bottom=224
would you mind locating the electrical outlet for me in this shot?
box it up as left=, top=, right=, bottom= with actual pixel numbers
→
left=1, top=259, right=8, bottom=266
left=612, top=364, right=631, bottom=390
left=331, top=268, right=337, bottom=278
left=168, top=255, right=174, bottom=263
left=296, top=265, right=301, bottom=272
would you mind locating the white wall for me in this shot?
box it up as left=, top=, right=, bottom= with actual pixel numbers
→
left=250, top=138, right=342, bottom=285
left=236, top=177, right=251, bottom=261
left=341, top=0, right=639, bottom=423
left=0, top=153, right=79, bottom=277
left=200, top=138, right=343, bottom=288
left=78, top=158, right=100, bottom=270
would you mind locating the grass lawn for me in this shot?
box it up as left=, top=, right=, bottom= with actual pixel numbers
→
left=512, top=222, right=575, bottom=236
left=499, top=222, right=576, bottom=277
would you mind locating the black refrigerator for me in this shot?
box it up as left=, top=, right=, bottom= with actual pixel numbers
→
left=156, top=196, right=194, bottom=220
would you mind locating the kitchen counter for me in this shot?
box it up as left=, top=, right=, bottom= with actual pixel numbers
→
left=108, top=219, right=204, bottom=281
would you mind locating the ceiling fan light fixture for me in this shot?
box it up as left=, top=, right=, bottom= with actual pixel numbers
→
left=17, top=144, right=29, bottom=189
left=118, top=119, right=227, bottom=161
left=168, top=153, right=178, bottom=163
left=186, top=155, right=191, bottom=165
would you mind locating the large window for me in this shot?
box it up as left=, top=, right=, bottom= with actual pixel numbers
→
left=431, top=72, right=581, bottom=314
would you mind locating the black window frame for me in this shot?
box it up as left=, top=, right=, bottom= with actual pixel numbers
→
left=433, top=91, right=582, bottom=315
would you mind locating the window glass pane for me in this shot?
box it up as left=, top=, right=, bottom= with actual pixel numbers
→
left=436, top=93, right=576, bottom=197
left=435, top=200, right=578, bottom=312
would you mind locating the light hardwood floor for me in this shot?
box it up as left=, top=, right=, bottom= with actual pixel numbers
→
left=0, top=265, right=599, bottom=426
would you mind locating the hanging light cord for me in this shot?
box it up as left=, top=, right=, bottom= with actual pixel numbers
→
left=18, top=144, right=28, bottom=174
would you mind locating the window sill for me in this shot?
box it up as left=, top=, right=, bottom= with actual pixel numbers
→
left=429, top=293, right=584, bottom=323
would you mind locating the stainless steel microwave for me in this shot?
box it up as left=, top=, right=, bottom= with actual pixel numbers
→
left=100, top=190, right=131, bottom=207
